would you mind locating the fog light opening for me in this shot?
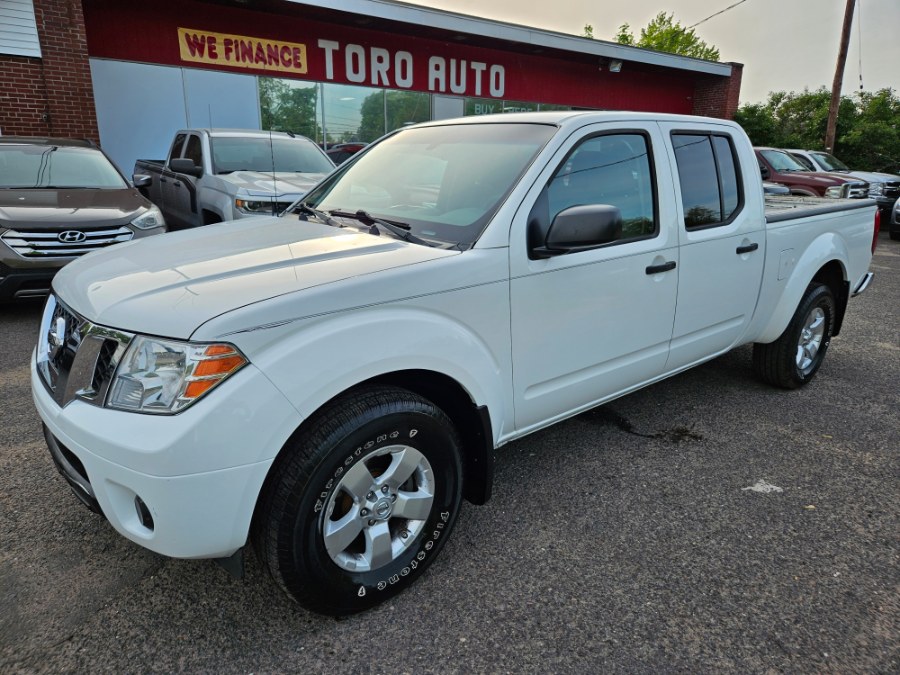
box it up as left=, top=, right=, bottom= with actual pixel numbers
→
left=135, top=496, right=155, bottom=531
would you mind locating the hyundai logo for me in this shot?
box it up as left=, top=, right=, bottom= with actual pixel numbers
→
left=58, top=230, right=87, bottom=243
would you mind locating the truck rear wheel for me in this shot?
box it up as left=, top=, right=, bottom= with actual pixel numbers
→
left=753, top=283, right=835, bottom=389
left=252, top=385, right=463, bottom=615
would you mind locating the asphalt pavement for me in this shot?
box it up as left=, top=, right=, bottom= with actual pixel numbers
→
left=1, top=233, right=898, bottom=673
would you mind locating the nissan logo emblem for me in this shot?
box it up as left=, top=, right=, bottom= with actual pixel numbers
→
left=58, top=230, right=87, bottom=243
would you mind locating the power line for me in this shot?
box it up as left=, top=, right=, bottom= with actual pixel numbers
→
left=688, top=0, right=751, bottom=29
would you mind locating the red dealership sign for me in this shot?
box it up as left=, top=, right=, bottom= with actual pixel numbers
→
left=83, top=0, right=697, bottom=113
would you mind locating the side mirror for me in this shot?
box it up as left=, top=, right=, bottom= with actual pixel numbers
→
left=531, top=204, right=623, bottom=258
left=132, top=173, right=152, bottom=188
left=169, top=158, right=203, bottom=178
left=760, top=165, right=770, bottom=179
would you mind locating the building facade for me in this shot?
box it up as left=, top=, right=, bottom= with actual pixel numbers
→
left=1, top=0, right=743, bottom=173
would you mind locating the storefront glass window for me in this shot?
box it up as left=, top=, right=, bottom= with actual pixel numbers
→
left=386, top=91, right=431, bottom=132
left=259, top=78, right=321, bottom=143
left=499, top=100, right=539, bottom=113
left=324, top=83, right=385, bottom=145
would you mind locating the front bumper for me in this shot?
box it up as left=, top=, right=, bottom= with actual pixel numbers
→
left=0, top=262, right=61, bottom=302
left=31, top=354, right=301, bottom=559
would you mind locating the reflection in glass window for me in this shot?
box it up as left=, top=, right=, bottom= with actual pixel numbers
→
left=673, top=135, right=721, bottom=227
left=0, top=145, right=126, bottom=188
left=713, top=136, right=740, bottom=219
left=386, top=91, right=430, bottom=132
left=259, top=78, right=322, bottom=142
left=545, top=134, right=656, bottom=239
left=306, top=123, right=555, bottom=249
left=210, top=136, right=333, bottom=174
left=500, top=100, right=539, bottom=113
left=465, top=99, right=573, bottom=116
left=673, top=133, right=742, bottom=229
left=183, top=135, right=203, bottom=166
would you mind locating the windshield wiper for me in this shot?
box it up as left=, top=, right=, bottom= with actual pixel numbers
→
left=293, top=202, right=343, bottom=228
left=329, top=209, right=434, bottom=247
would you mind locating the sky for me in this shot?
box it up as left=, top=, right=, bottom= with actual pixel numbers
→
left=404, top=0, right=900, bottom=105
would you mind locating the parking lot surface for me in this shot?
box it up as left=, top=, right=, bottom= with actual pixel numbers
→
left=1, top=234, right=898, bottom=673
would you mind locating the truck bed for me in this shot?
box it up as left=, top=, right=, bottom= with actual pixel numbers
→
left=764, top=195, right=874, bottom=223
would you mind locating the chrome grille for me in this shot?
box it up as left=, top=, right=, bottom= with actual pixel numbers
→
left=37, top=295, right=133, bottom=408
left=2, top=226, right=133, bottom=258
left=846, top=181, right=869, bottom=199
left=882, top=182, right=899, bottom=199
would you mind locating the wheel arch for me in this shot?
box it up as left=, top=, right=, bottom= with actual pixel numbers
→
left=811, top=259, right=849, bottom=336
left=756, top=233, right=849, bottom=343
left=252, top=368, right=495, bottom=546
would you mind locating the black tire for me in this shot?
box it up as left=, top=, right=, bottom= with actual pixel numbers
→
left=252, top=385, right=463, bottom=615
left=753, top=283, right=835, bottom=389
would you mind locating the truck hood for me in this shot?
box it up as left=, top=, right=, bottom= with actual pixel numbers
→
left=53, top=216, right=457, bottom=339
left=847, top=170, right=900, bottom=184
left=220, top=171, right=326, bottom=198
left=0, top=188, right=149, bottom=229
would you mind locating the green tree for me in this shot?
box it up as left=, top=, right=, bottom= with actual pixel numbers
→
left=582, top=24, right=594, bottom=39
left=259, top=78, right=321, bottom=141
left=734, top=88, right=900, bottom=173
left=359, top=90, right=431, bottom=142
left=614, top=12, right=720, bottom=61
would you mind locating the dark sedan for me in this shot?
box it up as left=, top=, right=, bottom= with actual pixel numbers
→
left=0, top=137, right=167, bottom=302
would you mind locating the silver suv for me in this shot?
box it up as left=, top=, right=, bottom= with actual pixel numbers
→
left=0, top=137, right=166, bottom=302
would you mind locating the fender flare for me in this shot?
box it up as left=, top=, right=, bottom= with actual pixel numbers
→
left=756, top=232, right=848, bottom=344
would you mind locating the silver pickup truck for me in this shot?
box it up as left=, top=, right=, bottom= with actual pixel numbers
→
left=133, top=129, right=334, bottom=228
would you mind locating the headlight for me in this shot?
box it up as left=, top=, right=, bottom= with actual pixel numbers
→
left=824, top=186, right=845, bottom=198
left=868, top=182, right=883, bottom=196
left=107, top=336, right=247, bottom=414
left=235, top=198, right=274, bottom=214
left=131, top=205, right=165, bottom=230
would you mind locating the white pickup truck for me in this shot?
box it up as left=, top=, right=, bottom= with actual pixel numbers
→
left=132, top=128, right=334, bottom=228
left=32, top=112, right=878, bottom=616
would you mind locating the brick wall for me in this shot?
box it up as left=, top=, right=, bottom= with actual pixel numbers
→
left=691, top=62, right=744, bottom=120
left=0, top=0, right=98, bottom=140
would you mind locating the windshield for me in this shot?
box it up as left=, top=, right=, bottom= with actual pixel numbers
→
left=811, top=152, right=850, bottom=171
left=301, top=123, right=555, bottom=249
left=0, top=145, right=126, bottom=188
left=210, top=136, right=334, bottom=174
left=761, top=149, right=809, bottom=172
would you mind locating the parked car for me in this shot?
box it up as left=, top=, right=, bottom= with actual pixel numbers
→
left=34, top=112, right=877, bottom=615
left=755, top=147, right=869, bottom=199
left=133, top=129, right=334, bottom=228
left=0, top=137, right=166, bottom=303
left=785, top=148, right=900, bottom=222
left=763, top=181, right=790, bottom=195
left=325, top=142, right=367, bottom=165
left=891, top=197, right=900, bottom=240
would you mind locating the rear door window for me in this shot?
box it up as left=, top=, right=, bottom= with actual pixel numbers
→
left=672, top=133, right=743, bottom=229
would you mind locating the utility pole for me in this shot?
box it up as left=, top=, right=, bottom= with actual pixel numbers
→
left=825, top=0, right=856, bottom=153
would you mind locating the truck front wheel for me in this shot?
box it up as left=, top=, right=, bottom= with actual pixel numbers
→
left=753, top=283, right=835, bottom=389
left=252, top=385, right=463, bottom=615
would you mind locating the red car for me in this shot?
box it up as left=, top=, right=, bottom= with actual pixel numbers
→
left=325, top=142, right=367, bottom=165
left=755, top=147, right=868, bottom=199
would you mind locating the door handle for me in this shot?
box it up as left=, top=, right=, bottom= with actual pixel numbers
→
left=160, top=177, right=167, bottom=183
left=173, top=181, right=182, bottom=187
left=736, top=243, right=759, bottom=254
left=645, top=261, right=676, bottom=275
